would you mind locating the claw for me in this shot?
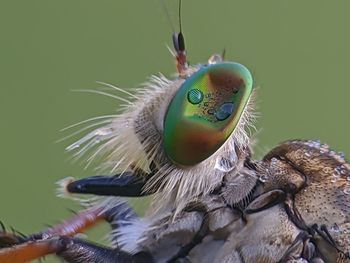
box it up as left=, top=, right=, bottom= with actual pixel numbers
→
left=0, top=221, right=6, bottom=232
left=0, top=232, right=26, bottom=248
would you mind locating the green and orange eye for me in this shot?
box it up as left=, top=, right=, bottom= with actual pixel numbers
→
left=163, top=62, right=253, bottom=166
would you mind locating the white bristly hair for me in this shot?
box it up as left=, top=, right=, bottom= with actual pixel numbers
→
left=64, top=64, right=257, bottom=217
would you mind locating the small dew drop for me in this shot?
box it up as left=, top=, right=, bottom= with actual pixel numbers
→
left=271, top=157, right=278, bottom=164
left=320, top=143, right=329, bottom=149
left=215, top=103, right=235, bottom=121
left=331, top=178, right=338, bottom=183
left=347, top=176, right=350, bottom=181
left=215, top=149, right=237, bottom=173
left=308, top=139, right=321, bottom=148
left=208, top=54, right=223, bottom=64
left=187, top=89, right=204, bottom=104
left=215, top=158, right=235, bottom=172
left=343, top=188, right=350, bottom=195
left=67, top=143, right=80, bottom=150
left=259, top=175, right=268, bottom=183
left=207, top=108, right=215, bottom=115
left=95, top=127, right=113, bottom=136
left=94, top=137, right=101, bottom=144
left=304, top=152, right=311, bottom=157
left=330, top=223, right=340, bottom=232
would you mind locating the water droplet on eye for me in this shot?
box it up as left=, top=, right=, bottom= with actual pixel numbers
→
left=207, top=108, right=215, bottom=115
left=215, top=149, right=237, bottom=173
left=215, top=103, right=235, bottom=121
left=187, top=89, right=204, bottom=104
left=343, top=188, right=350, bottom=195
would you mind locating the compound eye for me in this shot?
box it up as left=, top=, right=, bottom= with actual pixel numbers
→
left=163, top=62, right=253, bottom=166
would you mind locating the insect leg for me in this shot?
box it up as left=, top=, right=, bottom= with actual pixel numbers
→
left=0, top=236, right=153, bottom=263
left=0, top=198, right=140, bottom=262
left=0, top=223, right=26, bottom=248
left=56, top=236, right=153, bottom=263
left=0, top=238, right=61, bottom=263
left=279, top=232, right=324, bottom=263
left=34, top=197, right=139, bottom=242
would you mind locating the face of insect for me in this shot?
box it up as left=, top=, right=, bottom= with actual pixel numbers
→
left=66, top=53, right=257, bottom=213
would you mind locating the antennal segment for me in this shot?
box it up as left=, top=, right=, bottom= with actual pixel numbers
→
left=172, top=0, right=188, bottom=78
left=173, top=31, right=187, bottom=78
left=160, top=0, right=188, bottom=77
left=173, top=0, right=188, bottom=78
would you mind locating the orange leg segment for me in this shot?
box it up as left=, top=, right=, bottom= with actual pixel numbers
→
left=41, top=205, right=105, bottom=239
left=0, top=205, right=106, bottom=263
left=0, top=239, right=59, bottom=263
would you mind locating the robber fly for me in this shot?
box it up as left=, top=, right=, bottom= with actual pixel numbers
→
left=0, top=1, right=350, bottom=262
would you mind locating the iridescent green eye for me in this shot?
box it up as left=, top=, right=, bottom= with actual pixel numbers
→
left=163, top=62, right=253, bottom=166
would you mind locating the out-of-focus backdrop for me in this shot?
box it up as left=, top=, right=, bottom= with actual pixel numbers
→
left=1, top=1, right=349, bottom=262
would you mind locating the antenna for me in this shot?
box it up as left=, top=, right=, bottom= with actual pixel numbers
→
left=160, top=0, right=176, bottom=33
left=160, top=0, right=188, bottom=77
left=179, top=0, right=182, bottom=33
left=172, top=0, right=188, bottom=78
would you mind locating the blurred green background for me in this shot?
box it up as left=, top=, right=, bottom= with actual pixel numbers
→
left=1, top=1, right=349, bottom=262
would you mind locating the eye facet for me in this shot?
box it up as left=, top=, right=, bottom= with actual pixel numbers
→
left=164, top=62, right=253, bottom=166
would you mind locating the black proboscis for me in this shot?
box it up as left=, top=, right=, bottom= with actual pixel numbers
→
left=66, top=171, right=154, bottom=197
